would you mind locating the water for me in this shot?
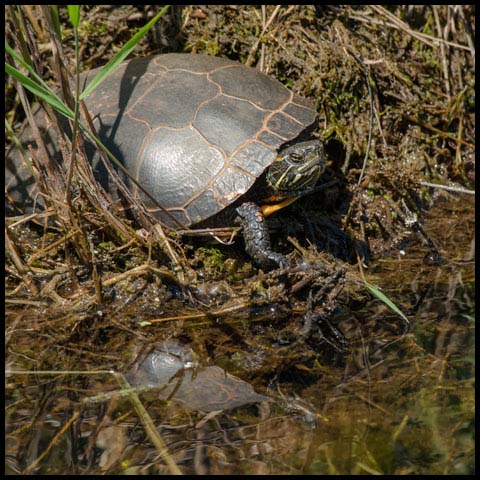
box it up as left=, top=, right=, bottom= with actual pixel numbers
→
left=5, top=196, right=474, bottom=474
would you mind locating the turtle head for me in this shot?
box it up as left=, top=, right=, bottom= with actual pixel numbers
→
left=266, top=139, right=325, bottom=196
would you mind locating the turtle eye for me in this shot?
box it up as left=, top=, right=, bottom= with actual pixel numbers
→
left=289, top=152, right=303, bottom=163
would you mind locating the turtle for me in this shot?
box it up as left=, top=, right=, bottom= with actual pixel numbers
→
left=6, top=53, right=325, bottom=267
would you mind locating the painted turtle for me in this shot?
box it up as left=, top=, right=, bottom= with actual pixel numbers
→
left=7, top=53, right=325, bottom=266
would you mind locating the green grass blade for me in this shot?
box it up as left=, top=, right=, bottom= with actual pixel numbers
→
left=50, top=6, right=62, bottom=40
left=6, top=43, right=59, bottom=95
left=67, top=5, right=80, bottom=28
left=5, top=62, right=74, bottom=120
left=364, top=280, right=409, bottom=324
left=79, top=5, right=170, bottom=101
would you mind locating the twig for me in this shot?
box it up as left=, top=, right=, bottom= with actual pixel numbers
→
left=419, top=182, right=475, bottom=195
left=90, top=239, right=103, bottom=305
left=101, top=264, right=180, bottom=288
left=245, top=5, right=282, bottom=67
left=343, top=50, right=374, bottom=187
left=149, top=301, right=252, bottom=324
left=22, top=6, right=46, bottom=42
left=368, top=5, right=471, bottom=52
left=151, top=224, right=192, bottom=284
left=23, top=410, right=81, bottom=474
left=456, top=5, right=475, bottom=66
left=433, top=6, right=451, bottom=100
left=112, top=372, right=183, bottom=475
left=260, top=5, right=266, bottom=72
left=26, top=229, right=81, bottom=266
left=402, top=113, right=474, bottom=148
left=5, top=226, right=39, bottom=296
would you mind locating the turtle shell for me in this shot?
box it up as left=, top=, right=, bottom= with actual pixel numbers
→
left=75, top=54, right=317, bottom=226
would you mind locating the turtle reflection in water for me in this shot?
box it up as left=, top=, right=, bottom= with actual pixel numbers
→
left=126, top=341, right=270, bottom=413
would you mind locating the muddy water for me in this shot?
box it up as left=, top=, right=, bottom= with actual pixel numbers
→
left=5, top=196, right=474, bottom=475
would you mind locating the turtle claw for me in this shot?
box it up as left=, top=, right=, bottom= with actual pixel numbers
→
left=269, top=253, right=290, bottom=270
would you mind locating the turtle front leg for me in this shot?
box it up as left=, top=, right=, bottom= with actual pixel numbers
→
left=235, top=202, right=289, bottom=268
